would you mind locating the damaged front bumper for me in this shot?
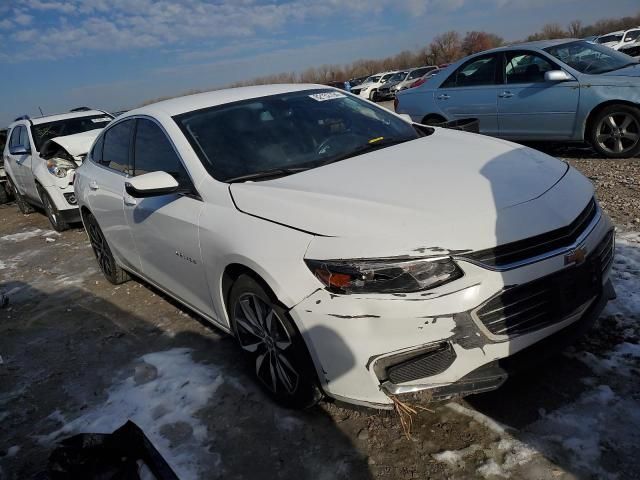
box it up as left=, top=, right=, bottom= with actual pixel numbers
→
left=290, top=216, right=615, bottom=409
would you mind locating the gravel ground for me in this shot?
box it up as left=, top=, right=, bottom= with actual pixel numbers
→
left=0, top=137, right=639, bottom=479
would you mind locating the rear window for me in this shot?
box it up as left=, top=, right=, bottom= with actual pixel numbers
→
left=30, top=114, right=112, bottom=151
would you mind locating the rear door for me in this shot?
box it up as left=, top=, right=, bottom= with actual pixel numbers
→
left=86, top=119, right=141, bottom=272
left=435, top=53, right=501, bottom=135
left=124, top=118, right=211, bottom=315
left=497, top=50, right=580, bottom=139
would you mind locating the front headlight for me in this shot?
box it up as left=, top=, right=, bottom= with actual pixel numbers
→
left=46, top=158, right=76, bottom=178
left=305, top=257, right=463, bottom=294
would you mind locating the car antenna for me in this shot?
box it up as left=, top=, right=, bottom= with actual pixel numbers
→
left=38, top=106, right=45, bottom=117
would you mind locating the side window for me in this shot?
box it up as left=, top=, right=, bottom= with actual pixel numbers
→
left=505, top=52, right=555, bottom=84
left=91, top=134, right=104, bottom=164
left=133, top=119, right=190, bottom=188
left=441, top=55, right=498, bottom=88
left=18, top=127, right=30, bottom=148
left=9, top=127, right=22, bottom=148
left=102, top=120, right=134, bottom=174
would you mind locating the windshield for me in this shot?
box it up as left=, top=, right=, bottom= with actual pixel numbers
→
left=544, top=40, right=637, bottom=74
left=174, top=89, right=420, bottom=182
left=30, top=114, right=112, bottom=151
left=365, top=75, right=381, bottom=84
left=388, top=72, right=408, bottom=83
left=596, top=33, right=623, bottom=44
left=407, top=67, right=433, bottom=80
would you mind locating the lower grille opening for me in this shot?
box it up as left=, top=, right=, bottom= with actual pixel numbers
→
left=386, top=343, right=456, bottom=384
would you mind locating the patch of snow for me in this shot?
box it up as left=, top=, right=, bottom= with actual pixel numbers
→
left=432, top=444, right=481, bottom=468
left=606, top=231, right=640, bottom=318
left=37, top=348, right=224, bottom=480
left=447, top=402, right=509, bottom=435
left=477, top=458, right=507, bottom=478
left=0, top=229, right=59, bottom=242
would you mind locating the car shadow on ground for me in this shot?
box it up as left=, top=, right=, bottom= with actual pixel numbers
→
left=0, top=281, right=373, bottom=480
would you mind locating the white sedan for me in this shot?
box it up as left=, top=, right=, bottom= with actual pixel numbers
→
left=75, top=85, right=615, bottom=409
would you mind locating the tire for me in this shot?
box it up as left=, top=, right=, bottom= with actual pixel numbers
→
left=421, top=114, right=446, bottom=126
left=369, top=89, right=377, bottom=101
left=7, top=176, right=35, bottom=214
left=38, top=186, right=69, bottom=232
left=589, top=104, right=640, bottom=159
left=84, top=211, right=130, bottom=284
left=228, top=274, right=322, bottom=409
left=0, top=182, right=10, bottom=204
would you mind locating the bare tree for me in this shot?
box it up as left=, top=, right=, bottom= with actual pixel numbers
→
left=461, top=31, right=503, bottom=55
left=429, top=31, right=463, bottom=64
left=567, top=20, right=584, bottom=38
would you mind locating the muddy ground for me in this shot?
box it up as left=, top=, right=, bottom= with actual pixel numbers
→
left=1, top=149, right=639, bottom=480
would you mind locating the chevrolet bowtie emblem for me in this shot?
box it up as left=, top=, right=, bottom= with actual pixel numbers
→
left=565, top=246, right=587, bottom=266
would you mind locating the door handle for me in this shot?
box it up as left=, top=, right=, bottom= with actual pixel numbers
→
left=499, top=91, right=514, bottom=98
left=89, top=180, right=99, bottom=190
left=124, top=195, right=137, bottom=206
left=436, top=94, right=450, bottom=100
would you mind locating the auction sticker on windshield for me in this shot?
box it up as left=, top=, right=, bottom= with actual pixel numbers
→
left=309, top=92, right=346, bottom=101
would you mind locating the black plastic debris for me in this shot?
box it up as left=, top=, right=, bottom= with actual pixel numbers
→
left=45, top=420, right=179, bottom=480
left=436, top=118, right=480, bottom=133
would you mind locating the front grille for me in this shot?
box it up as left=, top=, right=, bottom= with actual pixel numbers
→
left=461, top=198, right=597, bottom=268
left=475, top=230, right=613, bottom=337
left=387, top=343, right=456, bottom=384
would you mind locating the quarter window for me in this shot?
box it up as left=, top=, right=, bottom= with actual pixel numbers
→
left=133, top=119, right=190, bottom=188
left=102, top=120, right=134, bottom=174
left=505, top=52, right=555, bottom=83
left=442, top=55, right=498, bottom=88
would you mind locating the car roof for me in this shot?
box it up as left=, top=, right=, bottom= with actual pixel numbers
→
left=126, top=84, right=334, bottom=118
left=8, top=109, right=109, bottom=128
left=600, top=30, right=625, bottom=36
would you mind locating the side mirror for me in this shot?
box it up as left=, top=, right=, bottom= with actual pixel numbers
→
left=125, top=171, right=179, bottom=198
left=544, top=70, right=572, bottom=82
left=9, top=145, right=30, bottom=155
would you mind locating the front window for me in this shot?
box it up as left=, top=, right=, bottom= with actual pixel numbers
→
left=174, top=89, right=421, bottom=182
left=596, top=33, right=623, bottom=44
left=544, top=40, right=637, bottom=74
left=30, top=114, right=112, bottom=152
left=624, top=30, right=640, bottom=42
left=365, top=75, right=381, bottom=84
left=388, top=72, right=408, bottom=83
left=380, top=73, right=395, bottom=83
left=407, top=67, right=434, bottom=80
left=505, top=52, right=555, bottom=83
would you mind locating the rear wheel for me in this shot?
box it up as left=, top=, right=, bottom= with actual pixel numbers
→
left=0, top=182, right=10, bottom=204
left=38, top=186, right=69, bottom=232
left=7, top=177, right=34, bottom=214
left=84, top=211, right=130, bottom=284
left=589, top=104, right=640, bottom=159
left=229, top=274, right=322, bottom=409
left=369, top=89, right=377, bottom=101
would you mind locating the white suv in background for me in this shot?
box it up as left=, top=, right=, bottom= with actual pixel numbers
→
left=3, top=109, right=113, bottom=231
left=596, top=28, right=640, bottom=50
left=349, top=71, right=399, bottom=100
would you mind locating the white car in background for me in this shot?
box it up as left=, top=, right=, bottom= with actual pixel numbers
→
left=3, top=109, right=113, bottom=230
left=596, top=28, right=640, bottom=50
left=349, top=71, right=398, bottom=100
left=75, top=85, right=615, bottom=409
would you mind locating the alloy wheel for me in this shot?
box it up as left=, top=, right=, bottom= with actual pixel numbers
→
left=234, top=293, right=299, bottom=394
left=595, top=112, right=640, bottom=155
left=87, top=221, right=113, bottom=277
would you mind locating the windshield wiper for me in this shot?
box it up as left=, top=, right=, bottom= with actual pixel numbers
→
left=225, top=166, right=309, bottom=183
left=317, top=137, right=412, bottom=168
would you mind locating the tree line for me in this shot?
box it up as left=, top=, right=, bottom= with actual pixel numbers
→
left=141, top=11, right=640, bottom=105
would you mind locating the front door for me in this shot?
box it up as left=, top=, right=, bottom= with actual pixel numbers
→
left=86, top=119, right=141, bottom=272
left=123, top=118, right=212, bottom=316
left=498, top=50, right=580, bottom=139
left=435, top=53, right=501, bottom=135
left=7, top=126, right=38, bottom=201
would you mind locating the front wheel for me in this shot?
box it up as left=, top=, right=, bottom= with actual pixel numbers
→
left=39, top=187, right=69, bottom=232
left=84, top=211, right=130, bottom=284
left=589, top=105, right=640, bottom=159
left=229, top=274, right=322, bottom=409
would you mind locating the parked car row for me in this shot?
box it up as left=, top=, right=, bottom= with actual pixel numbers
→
left=396, top=39, right=640, bottom=158
left=2, top=74, right=617, bottom=410
left=348, top=66, right=440, bottom=101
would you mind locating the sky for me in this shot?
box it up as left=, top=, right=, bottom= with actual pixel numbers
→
left=0, top=0, right=638, bottom=126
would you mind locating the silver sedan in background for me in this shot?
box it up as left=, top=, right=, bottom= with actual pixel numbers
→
left=396, top=39, right=640, bottom=158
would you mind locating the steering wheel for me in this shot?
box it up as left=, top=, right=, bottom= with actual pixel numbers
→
left=316, top=133, right=363, bottom=157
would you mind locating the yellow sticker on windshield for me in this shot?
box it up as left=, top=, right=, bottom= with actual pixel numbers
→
left=368, top=137, right=384, bottom=144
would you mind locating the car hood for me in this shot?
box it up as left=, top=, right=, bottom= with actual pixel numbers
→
left=42, top=129, right=102, bottom=160
left=229, top=129, right=588, bottom=255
